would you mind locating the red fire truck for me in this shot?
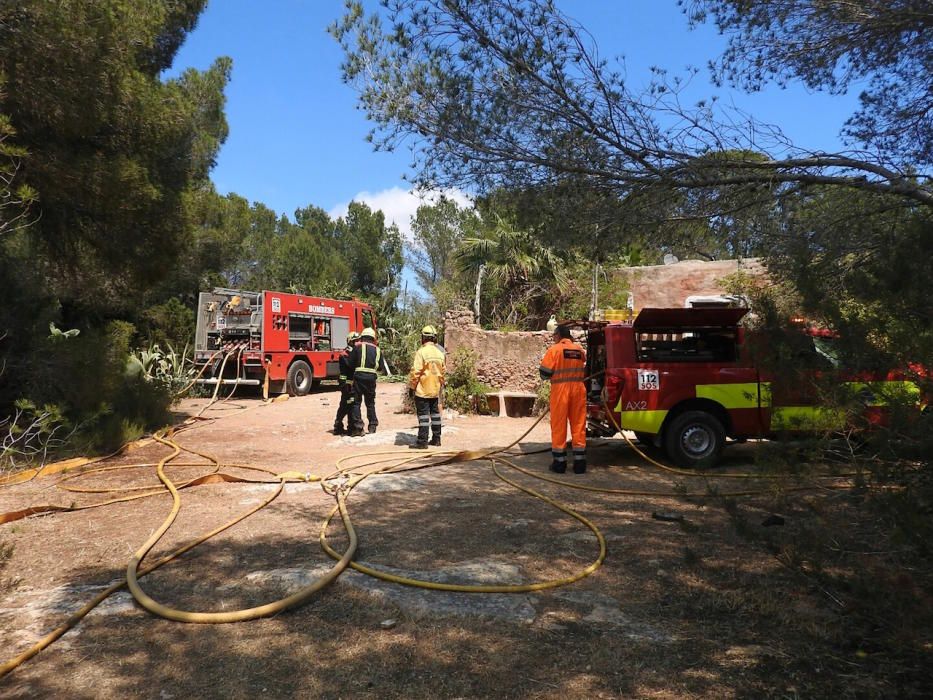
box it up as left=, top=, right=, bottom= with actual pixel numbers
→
left=583, top=307, right=925, bottom=468
left=194, top=288, right=377, bottom=396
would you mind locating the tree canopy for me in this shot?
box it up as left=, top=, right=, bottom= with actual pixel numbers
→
left=0, top=0, right=231, bottom=446
left=685, top=0, right=933, bottom=167
left=408, top=196, right=479, bottom=291
left=0, top=0, right=230, bottom=291
left=332, top=0, right=933, bottom=209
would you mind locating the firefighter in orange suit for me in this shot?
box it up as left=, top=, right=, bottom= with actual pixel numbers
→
left=539, top=324, right=587, bottom=474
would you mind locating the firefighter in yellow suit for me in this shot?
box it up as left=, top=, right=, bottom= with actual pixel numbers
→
left=408, top=325, right=446, bottom=449
left=539, top=324, right=587, bottom=473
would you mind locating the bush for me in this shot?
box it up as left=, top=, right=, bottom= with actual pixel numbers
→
left=533, top=381, right=550, bottom=416
left=3, top=319, right=174, bottom=458
left=128, top=342, right=194, bottom=395
left=0, top=400, right=71, bottom=473
left=139, top=298, right=195, bottom=348
left=445, top=347, right=492, bottom=414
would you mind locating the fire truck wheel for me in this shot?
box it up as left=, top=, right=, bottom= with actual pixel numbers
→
left=286, top=360, right=313, bottom=396
left=664, top=410, right=725, bottom=469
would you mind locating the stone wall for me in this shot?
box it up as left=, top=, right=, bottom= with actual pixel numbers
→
left=443, top=309, right=549, bottom=392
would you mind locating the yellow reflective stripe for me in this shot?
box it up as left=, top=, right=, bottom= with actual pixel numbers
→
left=551, top=377, right=585, bottom=384
left=551, top=366, right=584, bottom=375
left=695, top=382, right=762, bottom=409
left=356, top=343, right=381, bottom=371
left=618, top=410, right=668, bottom=433
left=843, top=380, right=922, bottom=407
left=770, top=406, right=847, bottom=431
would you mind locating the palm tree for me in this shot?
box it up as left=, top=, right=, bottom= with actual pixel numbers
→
left=455, top=217, right=567, bottom=326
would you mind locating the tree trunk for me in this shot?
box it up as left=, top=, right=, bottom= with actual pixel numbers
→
left=474, top=264, right=486, bottom=325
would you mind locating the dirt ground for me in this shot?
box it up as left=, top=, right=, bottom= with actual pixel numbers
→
left=1, top=382, right=931, bottom=698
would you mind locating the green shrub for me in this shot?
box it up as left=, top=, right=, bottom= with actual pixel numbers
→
left=128, top=341, right=194, bottom=395
left=4, top=320, right=174, bottom=457
left=0, top=400, right=71, bottom=473
left=444, top=385, right=474, bottom=414
left=139, top=298, right=195, bottom=348
left=534, top=381, right=550, bottom=416
left=445, top=347, right=492, bottom=414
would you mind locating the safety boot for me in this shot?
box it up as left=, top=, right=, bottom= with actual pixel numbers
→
left=409, top=441, right=428, bottom=450
left=573, top=459, right=587, bottom=474
left=429, top=436, right=441, bottom=447
left=549, top=460, right=567, bottom=474
left=333, top=425, right=345, bottom=436
left=368, top=425, right=377, bottom=434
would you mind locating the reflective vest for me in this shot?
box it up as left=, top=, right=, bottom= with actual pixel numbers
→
left=409, top=342, right=446, bottom=398
left=349, top=341, right=381, bottom=379
left=539, top=338, right=586, bottom=385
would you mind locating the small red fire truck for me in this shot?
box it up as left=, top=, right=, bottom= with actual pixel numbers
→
left=583, top=307, right=924, bottom=468
left=193, top=288, right=377, bottom=396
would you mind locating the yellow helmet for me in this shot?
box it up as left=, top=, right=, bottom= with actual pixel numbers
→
left=421, top=325, right=437, bottom=337
left=360, top=327, right=376, bottom=340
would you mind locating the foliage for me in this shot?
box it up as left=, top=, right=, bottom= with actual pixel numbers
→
left=0, top=400, right=72, bottom=473
left=455, top=215, right=567, bottom=327
left=128, top=342, right=194, bottom=395
left=0, top=0, right=225, bottom=457
left=549, top=254, right=634, bottom=323
left=765, top=188, right=933, bottom=373
left=685, top=0, right=933, bottom=166
left=727, top=254, right=932, bottom=465
left=0, top=81, right=36, bottom=239
left=0, top=0, right=230, bottom=293
left=1, top=319, right=173, bottom=454
left=444, top=347, right=491, bottom=414
left=181, top=196, right=403, bottom=302
left=373, top=304, right=421, bottom=376
left=333, top=0, right=933, bottom=208
left=409, top=195, right=479, bottom=292
left=139, top=298, right=196, bottom=348
left=330, top=201, right=404, bottom=297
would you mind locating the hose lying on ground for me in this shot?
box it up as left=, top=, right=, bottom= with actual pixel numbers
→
left=0, top=391, right=861, bottom=679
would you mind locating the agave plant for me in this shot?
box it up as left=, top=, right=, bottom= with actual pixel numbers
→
left=128, top=342, right=194, bottom=392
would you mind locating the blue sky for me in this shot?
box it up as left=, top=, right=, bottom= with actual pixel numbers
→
left=170, top=0, right=862, bottom=239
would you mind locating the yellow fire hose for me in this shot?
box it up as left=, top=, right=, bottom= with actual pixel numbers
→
left=0, top=389, right=863, bottom=679
left=0, top=443, right=342, bottom=677
left=123, top=431, right=356, bottom=624
left=317, top=453, right=606, bottom=593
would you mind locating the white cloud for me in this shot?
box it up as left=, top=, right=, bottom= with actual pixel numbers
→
left=328, top=186, right=473, bottom=242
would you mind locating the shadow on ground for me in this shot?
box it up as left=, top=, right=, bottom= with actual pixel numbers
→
left=2, top=446, right=931, bottom=698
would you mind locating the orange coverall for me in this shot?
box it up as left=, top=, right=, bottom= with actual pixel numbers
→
left=539, top=337, right=587, bottom=465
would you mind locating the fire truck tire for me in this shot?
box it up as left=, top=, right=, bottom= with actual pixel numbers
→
left=633, top=432, right=655, bottom=446
left=663, top=410, right=725, bottom=469
left=286, top=360, right=313, bottom=396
